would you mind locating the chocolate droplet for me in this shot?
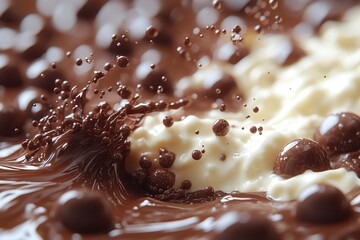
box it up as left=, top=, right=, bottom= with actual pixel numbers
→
left=273, top=138, right=330, bottom=177
left=163, top=116, right=174, bottom=127
left=212, top=119, right=230, bottom=136
left=295, top=184, right=353, bottom=224
left=314, top=112, right=360, bottom=157
left=56, top=190, right=114, bottom=234
left=192, top=150, right=202, bottom=160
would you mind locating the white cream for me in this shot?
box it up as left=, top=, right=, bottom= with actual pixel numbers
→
left=127, top=7, right=360, bottom=201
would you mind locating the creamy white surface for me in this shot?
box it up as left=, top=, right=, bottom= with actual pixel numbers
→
left=127, top=7, right=360, bottom=201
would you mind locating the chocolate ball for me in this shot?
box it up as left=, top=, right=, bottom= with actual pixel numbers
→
left=314, top=112, right=360, bottom=157
left=212, top=119, right=230, bottom=137
left=215, top=211, right=280, bottom=240
left=273, top=138, right=330, bottom=177
left=295, top=184, right=353, bottom=224
left=55, top=190, right=114, bottom=234
left=332, top=150, right=360, bottom=177
left=148, top=169, right=175, bottom=194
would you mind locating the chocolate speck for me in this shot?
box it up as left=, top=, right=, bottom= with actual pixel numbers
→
left=116, top=56, right=130, bottom=68
left=212, top=119, right=230, bottom=136
left=314, top=112, right=360, bottom=157
left=250, top=126, right=257, bottom=134
left=219, top=153, right=226, bottom=161
left=253, top=106, right=259, bottom=113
